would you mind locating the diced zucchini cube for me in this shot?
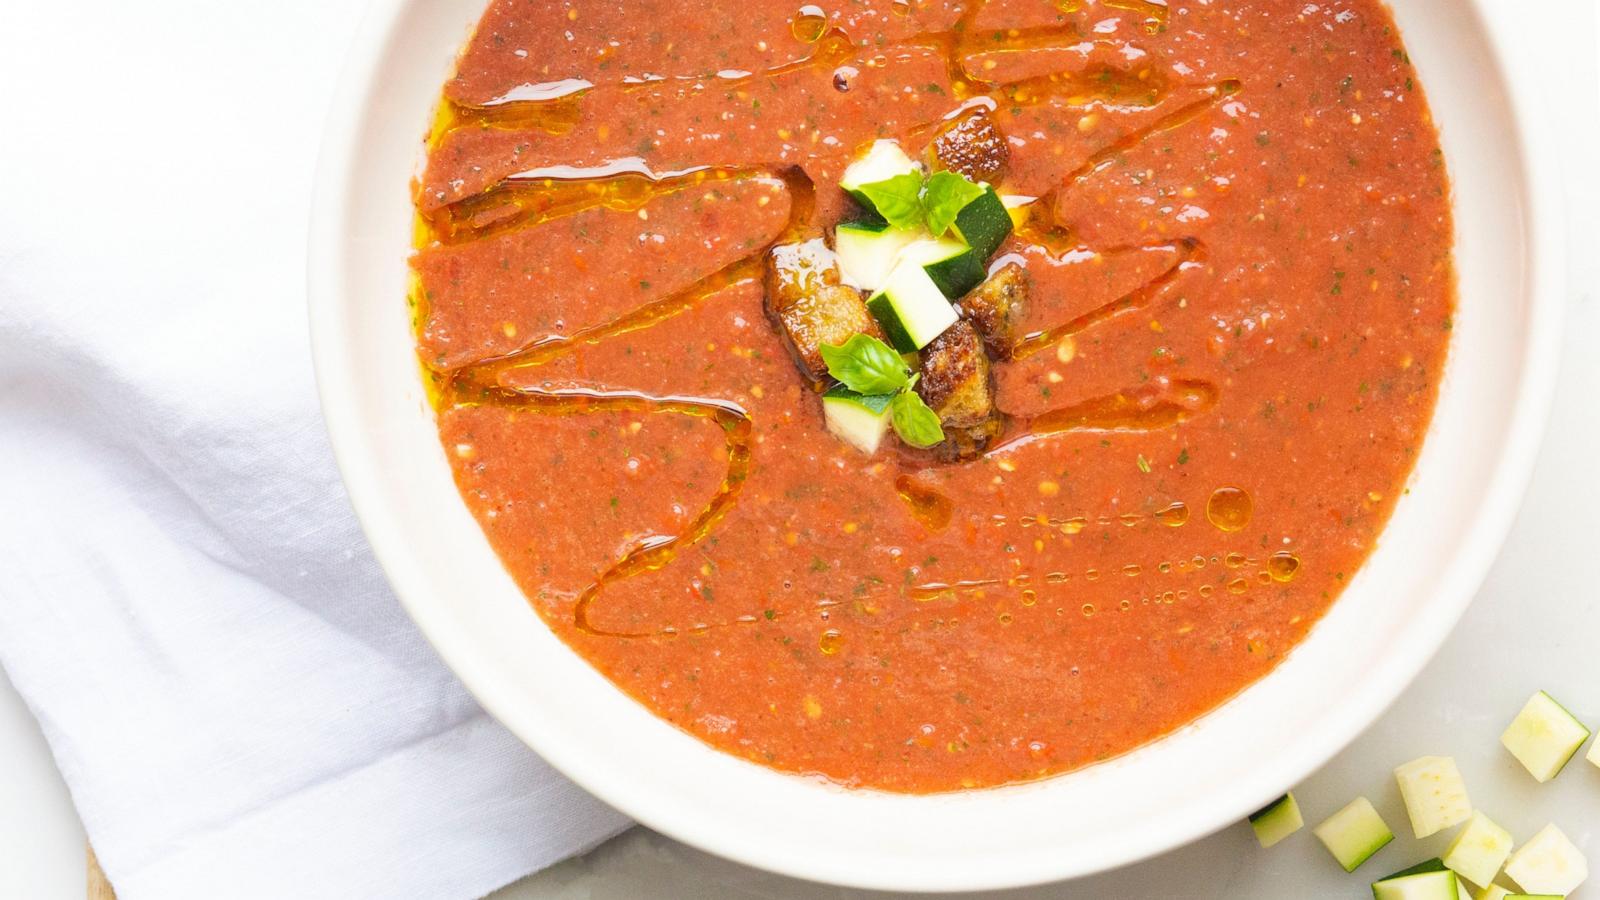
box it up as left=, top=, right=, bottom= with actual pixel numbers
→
left=840, top=140, right=921, bottom=208
left=950, top=186, right=1013, bottom=261
left=1474, top=886, right=1514, bottom=900
left=834, top=220, right=920, bottom=292
left=1315, top=796, right=1395, bottom=872
left=1372, top=860, right=1460, bottom=900
left=1442, top=812, right=1514, bottom=889
left=866, top=257, right=958, bottom=352
left=1247, top=792, right=1304, bottom=848
left=1503, top=823, right=1587, bottom=896
left=1395, top=755, right=1472, bottom=838
left=1500, top=690, right=1592, bottom=782
left=1588, top=729, right=1600, bottom=770
left=821, top=387, right=893, bottom=454
left=896, top=238, right=986, bottom=298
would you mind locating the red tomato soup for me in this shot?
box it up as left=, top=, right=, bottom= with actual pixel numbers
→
left=412, top=0, right=1453, bottom=791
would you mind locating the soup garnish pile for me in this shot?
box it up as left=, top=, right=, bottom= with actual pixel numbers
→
left=412, top=0, right=1454, bottom=791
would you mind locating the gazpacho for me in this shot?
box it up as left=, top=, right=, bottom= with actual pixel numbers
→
left=410, top=0, right=1455, bottom=792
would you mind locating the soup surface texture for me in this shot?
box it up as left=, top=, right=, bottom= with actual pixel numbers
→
left=413, top=0, right=1454, bottom=791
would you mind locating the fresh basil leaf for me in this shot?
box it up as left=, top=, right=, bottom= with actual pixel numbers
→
left=922, top=170, right=986, bottom=237
left=891, top=390, right=946, bottom=448
left=854, top=173, right=926, bottom=230
left=819, top=333, right=911, bottom=394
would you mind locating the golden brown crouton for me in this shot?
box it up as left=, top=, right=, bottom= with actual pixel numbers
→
left=914, top=320, right=1004, bottom=460
left=927, top=110, right=1010, bottom=185
left=958, top=262, right=1028, bottom=357
left=916, top=319, right=997, bottom=425
left=764, top=238, right=883, bottom=383
left=916, top=321, right=992, bottom=428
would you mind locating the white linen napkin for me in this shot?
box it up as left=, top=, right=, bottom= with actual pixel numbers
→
left=0, top=2, right=630, bottom=898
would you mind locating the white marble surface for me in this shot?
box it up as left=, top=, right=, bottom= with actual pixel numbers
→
left=2, top=3, right=1596, bottom=898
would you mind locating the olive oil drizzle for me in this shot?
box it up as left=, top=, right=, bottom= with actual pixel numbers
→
left=454, top=386, right=756, bottom=638
left=449, top=258, right=765, bottom=394
left=1062, top=78, right=1243, bottom=186
left=444, top=168, right=813, bottom=388
left=999, top=377, right=1220, bottom=450
left=424, top=166, right=758, bottom=246
left=1010, top=238, right=1207, bottom=359
left=428, top=1, right=1217, bottom=185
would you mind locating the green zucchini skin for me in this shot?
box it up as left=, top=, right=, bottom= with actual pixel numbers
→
left=951, top=187, right=1014, bottom=260
left=835, top=220, right=920, bottom=292
left=866, top=259, right=959, bottom=353
left=821, top=386, right=894, bottom=454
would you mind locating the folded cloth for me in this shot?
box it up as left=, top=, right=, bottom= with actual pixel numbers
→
left=0, top=2, right=629, bottom=898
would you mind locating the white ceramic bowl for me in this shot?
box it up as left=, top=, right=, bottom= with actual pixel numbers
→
left=309, top=0, right=1563, bottom=891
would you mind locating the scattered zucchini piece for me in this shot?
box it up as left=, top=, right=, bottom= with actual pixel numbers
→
left=1503, top=824, right=1587, bottom=896
left=950, top=186, right=1013, bottom=260
left=1474, top=886, right=1514, bottom=900
left=1588, top=728, right=1600, bottom=770
left=1248, top=792, right=1304, bottom=848
left=1394, top=755, right=1472, bottom=838
left=1372, top=859, right=1460, bottom=900
left=1314, top=796, right=1395, bottom=872
left=821, top=386, right=894, bottom=455
left=1442, top=812, right=1514, bottom=889
left=1500, top=690, right=1592, bottom=783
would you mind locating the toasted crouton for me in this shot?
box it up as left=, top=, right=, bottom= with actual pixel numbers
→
left=916, top=319, right=995, bottom=423
left=765, top=238, right=883, bottom=382
left=959, top=262, right=1028, bottom=357
left=915, top=320, right=1005, bottom=459
left=927, top=110, right=1010, bottom=185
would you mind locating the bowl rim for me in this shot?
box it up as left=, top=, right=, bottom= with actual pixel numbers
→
left=308, top=0, right=1567, bottom=890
